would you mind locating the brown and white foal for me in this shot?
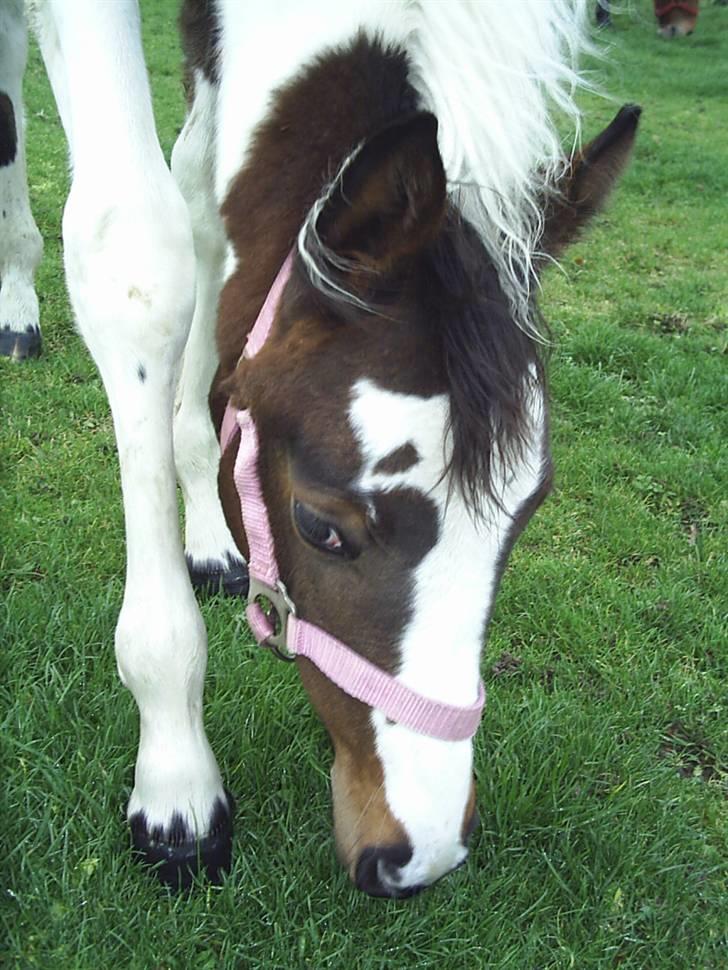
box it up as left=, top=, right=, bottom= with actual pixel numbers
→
left=15, top=0, right=638, bottom=897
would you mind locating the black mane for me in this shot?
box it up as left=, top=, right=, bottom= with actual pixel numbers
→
left=426, top=213, right=543, bottom=515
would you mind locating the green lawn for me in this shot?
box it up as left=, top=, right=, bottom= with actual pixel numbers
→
left=1, top=2, right=726, bottom=968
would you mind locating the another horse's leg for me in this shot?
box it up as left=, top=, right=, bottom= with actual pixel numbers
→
left=171, top=69, right=247, bottom=597
left=30, top=0, right=232, bottom=887
left=595, top=1, right=611, bottom=28
left=0, top=0, right=43, bottom=361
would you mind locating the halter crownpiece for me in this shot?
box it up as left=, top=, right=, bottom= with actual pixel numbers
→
left=221, top=252, right=486, bottom=743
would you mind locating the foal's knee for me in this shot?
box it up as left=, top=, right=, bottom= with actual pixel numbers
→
left=61, top=174, right=196, bottom=368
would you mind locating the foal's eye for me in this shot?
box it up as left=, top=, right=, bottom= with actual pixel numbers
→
left=293, top=500, right=351, bottom=557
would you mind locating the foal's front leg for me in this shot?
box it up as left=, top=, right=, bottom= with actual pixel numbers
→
left=171, top=69, right=247, bottom=597
left=0, top=0, right=43, bottom=361
left=30, top=0, right=233, bottom=886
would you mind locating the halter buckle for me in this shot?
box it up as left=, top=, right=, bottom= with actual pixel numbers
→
left=248, top=576, right=297, bottom=662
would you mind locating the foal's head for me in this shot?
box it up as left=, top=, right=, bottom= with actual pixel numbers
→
left=221, top=106, right=639, bottom=897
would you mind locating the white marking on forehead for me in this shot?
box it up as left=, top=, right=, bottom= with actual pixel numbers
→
left=349, top=376, right=546, bottom=889
left=350, top=380, right=449, bottom=496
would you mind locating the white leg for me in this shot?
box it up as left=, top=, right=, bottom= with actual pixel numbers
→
left=30, top=0, right=232, bottom=885
left=171, top=70, right=247, bottom=594
left=0, top=0, right=43, bottom=360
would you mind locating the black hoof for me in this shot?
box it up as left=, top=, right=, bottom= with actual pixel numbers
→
left=187, top=554, right=249, bottom=598
left=0, top=325, right=42, bottom=361
left=130, top=790, right=234, bottom=890
left=595, top=2, right=611, bottom=27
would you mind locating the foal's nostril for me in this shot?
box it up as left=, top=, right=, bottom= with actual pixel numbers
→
left=355, top=843, right=422, bottom=899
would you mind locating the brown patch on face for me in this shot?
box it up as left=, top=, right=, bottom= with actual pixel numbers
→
left=331, top=750, right=409, bottom=878
left=373, top=442, right=420, bottom=476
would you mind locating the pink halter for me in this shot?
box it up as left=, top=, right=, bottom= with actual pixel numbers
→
left=221, top=252, right=486, bottom=742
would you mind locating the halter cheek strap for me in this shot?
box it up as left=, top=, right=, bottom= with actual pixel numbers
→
left=221, top=253, right=486, bottom=743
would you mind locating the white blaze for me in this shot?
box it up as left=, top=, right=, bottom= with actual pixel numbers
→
left=349, top=377, right=546, bottom=889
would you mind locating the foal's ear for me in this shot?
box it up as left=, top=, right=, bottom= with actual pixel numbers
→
left=540, top=104, right=641, bottom=259
left=316, top=112, right=447, bottom=273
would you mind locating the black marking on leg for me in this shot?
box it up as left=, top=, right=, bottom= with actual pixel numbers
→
left=187, top=553, right=249, bottom=598
left=130, top=789, right=235, bottom=891
left=0, top=327, right=41, bottom=361
left=0, top=92, right=17, bottom=167
left=137, top=363, right=147, bottom=383
left=595, top=1, right=612, bottom=28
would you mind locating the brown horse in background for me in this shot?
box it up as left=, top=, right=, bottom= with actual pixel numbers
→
left=655, top=0, right=700, bottom=36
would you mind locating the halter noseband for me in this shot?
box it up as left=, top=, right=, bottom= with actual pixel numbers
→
left=221, top=252, right=486, bottom=743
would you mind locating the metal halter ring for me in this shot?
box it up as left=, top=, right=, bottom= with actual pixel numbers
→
left=248, top=576, right=297, bottom=662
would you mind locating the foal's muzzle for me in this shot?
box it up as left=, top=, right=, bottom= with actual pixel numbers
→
left=353, top=807, right=479, bottom=898
left=354, top=843, right=424, bottom=899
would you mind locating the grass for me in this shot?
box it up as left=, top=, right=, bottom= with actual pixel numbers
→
left=1, top=2, right=726, bottom=967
